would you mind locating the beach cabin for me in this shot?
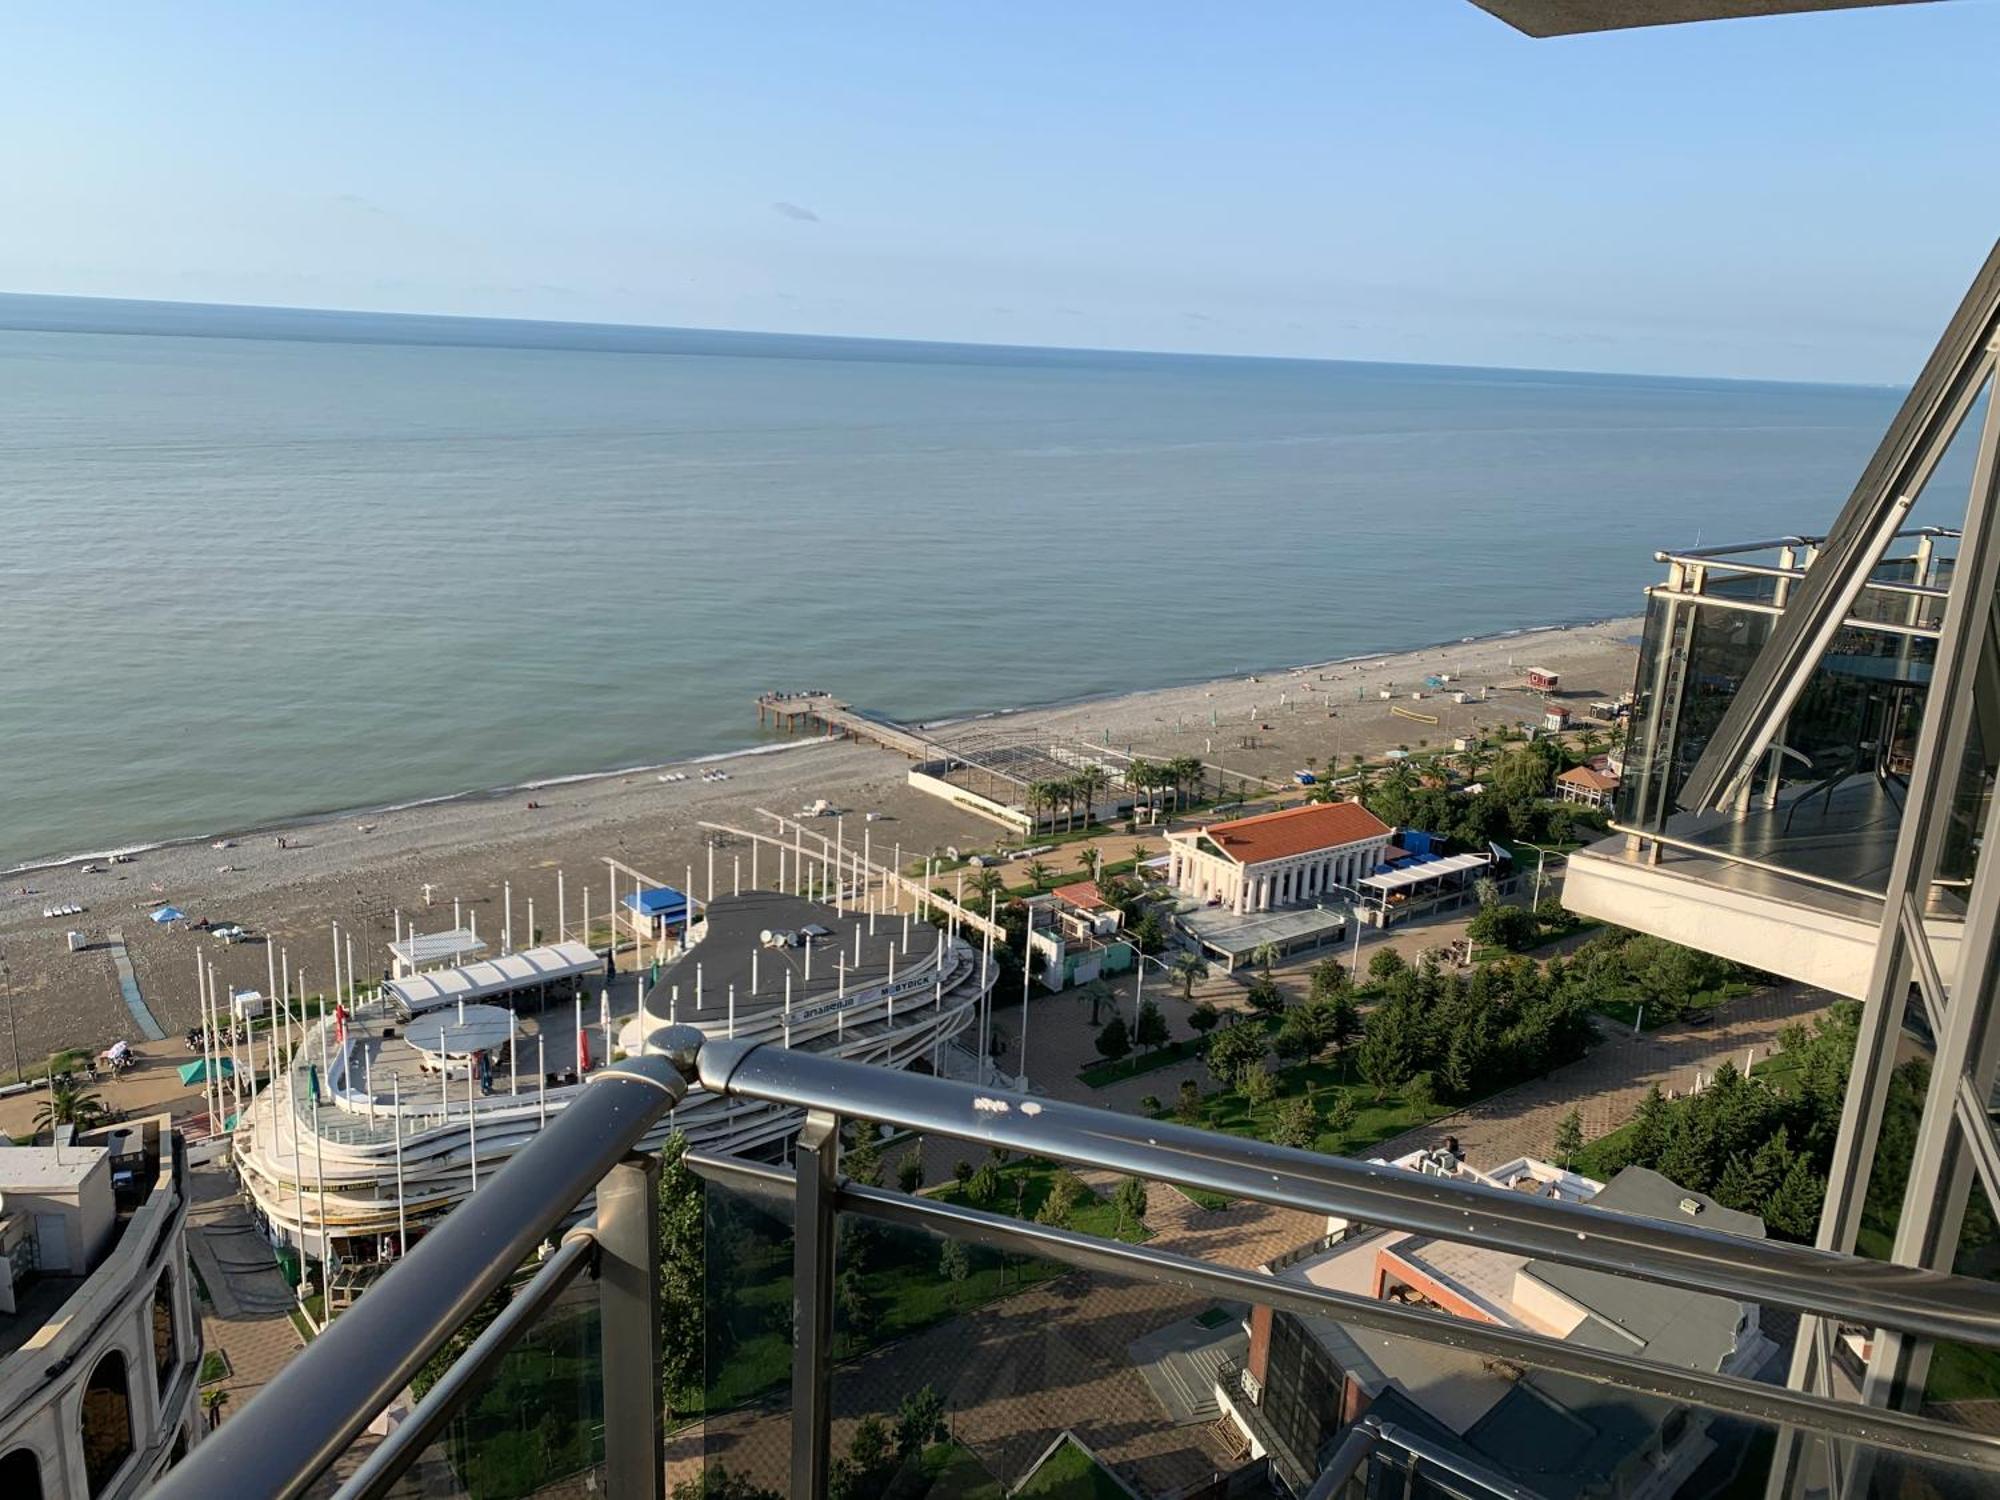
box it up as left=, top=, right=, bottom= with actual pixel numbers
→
left=1543, top=705, right=1573, bottom=732
left=1525, top=666, right=1561, bottom=692
left=622, top=885, right=698, bottom=944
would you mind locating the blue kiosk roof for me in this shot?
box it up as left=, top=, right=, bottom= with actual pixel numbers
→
left=625, top=887, right=693, bottom=918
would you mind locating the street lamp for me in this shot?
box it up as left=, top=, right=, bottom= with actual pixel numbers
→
left=1513, top=840, right=1569, bottom=911
left=1128, top=946, right=1180, bottom=1029
left=1317, top=882, right=1371, bottom=982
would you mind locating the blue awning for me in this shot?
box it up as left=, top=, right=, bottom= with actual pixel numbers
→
left=623, top=887, right=692, bottom=919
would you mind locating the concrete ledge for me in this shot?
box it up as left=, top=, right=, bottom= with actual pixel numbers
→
left=1564, top=847, right=1884, bottom=998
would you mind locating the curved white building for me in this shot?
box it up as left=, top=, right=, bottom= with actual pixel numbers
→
left=232, top=888, right=994, bottom=1265
left=0, top=1118, right=202, bottom=1500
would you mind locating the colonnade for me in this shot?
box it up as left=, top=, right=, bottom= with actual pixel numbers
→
left=1167, top=837, right=1388, bottom=915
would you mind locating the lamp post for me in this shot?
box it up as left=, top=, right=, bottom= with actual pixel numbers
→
left=1317, top=881, right=1370, bottom=981
left=1128, top=947, right=1178, bottom=1030
left=1514, top=840, right=1568, bottom=912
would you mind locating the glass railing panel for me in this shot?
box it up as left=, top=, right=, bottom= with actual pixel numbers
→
left=373, top=1258, right=604, bottom=1500
left=1618, top=595, right=1777, bottom=829
left=824, top=1195, right=1229, bottom=1500
left=686, top=1161, right=795, bottom=1500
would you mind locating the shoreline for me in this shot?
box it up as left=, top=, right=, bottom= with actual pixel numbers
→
left=4, top=613, right=1639, bottom=878
left=0, top=613, right=1641, bottom=1067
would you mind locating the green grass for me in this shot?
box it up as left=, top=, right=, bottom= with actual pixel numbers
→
left=1923, top=1341, right=2000, bottom=1405
left=930, top=1159, right=1150, bottom=1245
left=1013, top=1438, right=1129, bottom=1500
left=1149, top=1050, right=1460, bottom=1207
left=1078, top=1036, right=1203, bottom=1088
left=896, top=1442, right=1002, bottom=1500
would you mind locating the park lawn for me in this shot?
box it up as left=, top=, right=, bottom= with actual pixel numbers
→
left=930, top=1157, right=1151, bottom=1245
left=1155, top=1052, right=1462, bottom=1207
left=1013, top=1438, right=1129, bottom=1500
left=892, top=1441, right=1003, bottom=1500
left=1078, top=1036, right=1204, bottom=1088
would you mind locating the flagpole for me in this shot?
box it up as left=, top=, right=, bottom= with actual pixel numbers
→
left=393, top=1071, right=407, bottom=1258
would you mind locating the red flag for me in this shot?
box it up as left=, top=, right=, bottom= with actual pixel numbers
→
left=578, top=1026, right=592, bottom=1073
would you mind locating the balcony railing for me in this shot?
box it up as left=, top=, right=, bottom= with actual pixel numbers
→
left=1615, top=528, right=1960, bottom=900
left=152, top=1028, right=2000, bottom=1500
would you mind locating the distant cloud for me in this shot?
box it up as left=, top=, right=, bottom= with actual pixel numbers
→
left=771, top=201, right=820, bottom=223
left=1180, top=310, right=1213, bottom=324
left=334, top=192, right=393, bottom=218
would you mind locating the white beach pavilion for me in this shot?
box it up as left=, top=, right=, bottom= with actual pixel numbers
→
left=1166, top=801, right=1393, bottom=915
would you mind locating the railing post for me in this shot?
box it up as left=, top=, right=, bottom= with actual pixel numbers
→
left=793, top=1109, right=840, bottom=1500
left=599, top=1151, right=665, bottom=1500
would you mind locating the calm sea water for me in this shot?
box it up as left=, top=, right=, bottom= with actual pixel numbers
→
left=0, top=293, right=1903, bottom=869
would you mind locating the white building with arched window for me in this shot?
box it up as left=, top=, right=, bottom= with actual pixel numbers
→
left=0, top=1117, right=202, bottom=1500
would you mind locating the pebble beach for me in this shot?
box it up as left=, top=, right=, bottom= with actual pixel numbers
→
left=0, top=616, right=1640, bottom=1071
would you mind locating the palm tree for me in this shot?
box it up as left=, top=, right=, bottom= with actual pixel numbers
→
left=1025, top=860, right=1054, bottom=893
left=202, top=1386, right=230, bottom=1430
left=1078, top=765, right=1111, bottom=826
left=1025, top=780, right=1058, bottom=834
left=1170, top=950, right=1209, bottom=1001
left=1075, top=845, right=1102, bottom=881
left=1252, top=940, right=1281, bottom=976
left=36, top=1077, right=107, bottom=1134
left=970, top=868, right=1006, bottom=905
left=1126, top=758, right=1159, bottom=820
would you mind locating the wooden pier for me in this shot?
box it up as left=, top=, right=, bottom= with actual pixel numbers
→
left=756, top=691, right=939, bottom=761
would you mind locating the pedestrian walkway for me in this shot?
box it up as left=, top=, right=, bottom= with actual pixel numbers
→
left=184, top=1163, right=303, bottom=1425
left=1370, top=981, right=1832, bottom=1165
left=105, top=929, right=168, bottom=1041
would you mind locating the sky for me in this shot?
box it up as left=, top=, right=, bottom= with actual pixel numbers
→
left=2, top=1, right=1995, bottom=383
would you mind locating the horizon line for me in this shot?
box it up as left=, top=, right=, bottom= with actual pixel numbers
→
left=0, top=285, right=1902, bottom=394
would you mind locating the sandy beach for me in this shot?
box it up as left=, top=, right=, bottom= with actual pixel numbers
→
left=0, top=617, right=1640, bottom=1073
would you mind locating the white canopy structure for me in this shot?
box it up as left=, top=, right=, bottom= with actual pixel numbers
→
left=385, top=941, right=601, bottom=1017
left=1357, top=850, right=1494, bottom=896
left=387, top=929, right=489, bottom=974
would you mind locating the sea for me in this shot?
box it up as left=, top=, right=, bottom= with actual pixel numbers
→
left=0, top=292, right=1909, bottom=871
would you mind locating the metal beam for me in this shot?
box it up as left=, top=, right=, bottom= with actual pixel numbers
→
left=791, top=1109, right=840, bottom=1500
left=1679, top=241, right=2000, bottom=812
left=599, top=1153, right=666, bottom=1500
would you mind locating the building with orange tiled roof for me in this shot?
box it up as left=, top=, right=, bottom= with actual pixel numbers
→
left=1165, top=801, right=1393, bottom=917
left=1556, top=764, right=1620, bottom=809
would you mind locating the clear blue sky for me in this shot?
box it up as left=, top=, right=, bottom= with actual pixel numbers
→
left=4, top=2, right=1995, bottom=382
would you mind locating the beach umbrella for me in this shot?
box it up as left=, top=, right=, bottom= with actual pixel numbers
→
left=152, top=906, right=186, bottom=924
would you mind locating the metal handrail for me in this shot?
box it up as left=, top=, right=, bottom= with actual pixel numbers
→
left=696, top=1038, right=2000, bottom=1352
left=151, top=1050, right=696, bottom=1500
left=162, top=1028, right=2000, bottom=1497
